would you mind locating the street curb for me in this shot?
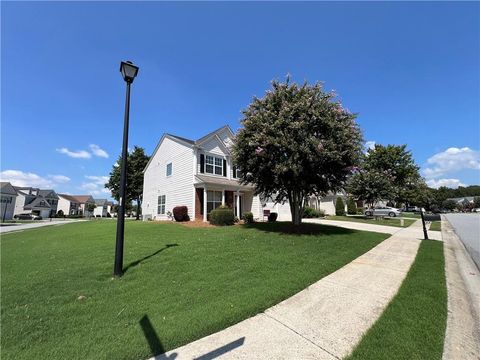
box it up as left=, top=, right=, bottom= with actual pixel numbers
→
left=441, top=216, right=480, bottom=360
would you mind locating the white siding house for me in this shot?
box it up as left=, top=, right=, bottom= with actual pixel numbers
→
left=0, top=182, right=18, bottom=221
left=142, top=125, right=292, bottom=222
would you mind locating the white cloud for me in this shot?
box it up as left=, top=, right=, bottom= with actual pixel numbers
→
left=0, top=170, right=71, bottom=188
left=365, top=141, right=376, bottom=150
left=423, top=147, right=480, bottom=178
left=56, top=147, right=91, bottom=159
left=426, top=178, right=467, bottom=189
left=49, top=175, right=71, bottom=183
left=89, top=144, right=109, bottom=158
left=80, top=175, right=110, bottom=196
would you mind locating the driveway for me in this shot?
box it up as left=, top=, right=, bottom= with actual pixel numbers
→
left=0, top=219, right=85, bottom=234
left=444, top=213, right=480, bottom=269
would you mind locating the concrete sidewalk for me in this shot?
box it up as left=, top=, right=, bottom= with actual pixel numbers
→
left=0, top=219, right=85, bottom=234
left=152, top=220, right=428, bottom=360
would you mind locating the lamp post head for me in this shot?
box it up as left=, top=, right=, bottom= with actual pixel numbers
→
left=120, top=61, right=139, bottom=83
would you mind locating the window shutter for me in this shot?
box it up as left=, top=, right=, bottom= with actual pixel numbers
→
left=223, top=159, right=227, bottom=177
left=200, top=154, right=205, bottom=173
left=232, top=166, right=237, bottom=178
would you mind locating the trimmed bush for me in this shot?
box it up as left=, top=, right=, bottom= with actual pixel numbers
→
left=268, top=212, right=278, bottom=222
left=303, top=207, right=322, bottom=218
left=242, top=211, right=254, bottom=224
left=335, top=197, right=346, bottom=216
left=57, top=210, right=64, bottom=217
left=209, top=207, right=235, bottom=226
left=347, top=197, right=357, bottom=215
left=173, top=206, right=190, bottom=222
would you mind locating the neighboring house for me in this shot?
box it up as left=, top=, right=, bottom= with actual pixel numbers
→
left=93, top=199, right=108, bottom=217
left=142, top=125, right=291, bottom=222
left=447, top=196, right=475, bottom=205
left=57, top=194, right=95, bottom=217
left=0, top=182, right=18, bottom=221
left=13, top=187, right=59, bottom=218
left=307, top=191, right=349, bottom=216
left=106, top=201, right=115, bottom=216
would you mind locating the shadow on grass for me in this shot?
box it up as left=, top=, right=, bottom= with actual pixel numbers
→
left=124, top=244, right=179, bottom=273
left=242, top=221, right=357, bottom=236
left=140, top=314, right=246, bottom=360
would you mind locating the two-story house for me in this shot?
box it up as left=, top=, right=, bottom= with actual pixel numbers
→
left=0, top=182, right=18, bottom=221
left=143, top=125, right=292, bottom=222
left=13, top=187, right=59, bottom=218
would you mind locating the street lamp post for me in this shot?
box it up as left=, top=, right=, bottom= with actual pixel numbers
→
left=114, top=60, right=139, bottom=277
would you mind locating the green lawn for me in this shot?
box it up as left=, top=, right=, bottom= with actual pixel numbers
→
left=429, top=221, right=442, bottom=231
left=347, top=240, right=447, bottom=360
left=326, top=215, right=416, bottom=228
left=400, top=212, right=422, bottom=219
left=1, top=221, right=388, bottom=360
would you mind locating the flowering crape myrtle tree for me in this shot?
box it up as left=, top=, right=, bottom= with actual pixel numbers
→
left=233, top=78, right=363, bottom=225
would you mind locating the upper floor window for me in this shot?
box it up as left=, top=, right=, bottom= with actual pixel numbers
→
left=205, top=155, right=223, bottom=176
left=232, top=165, right=242, bottom=179
left=166, top=162, right=172, bottom=177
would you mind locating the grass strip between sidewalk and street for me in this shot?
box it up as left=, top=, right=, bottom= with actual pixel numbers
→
left=429, top=221, right=442, bottom=231
left=346, top=240, right=447, bottom=360
left=326, top=215, right=415, bottom=228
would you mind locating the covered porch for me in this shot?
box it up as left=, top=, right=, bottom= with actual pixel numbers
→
left=194, top=175, right=255, bottom=222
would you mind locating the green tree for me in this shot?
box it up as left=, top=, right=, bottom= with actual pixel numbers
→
left=336, top=197, right=346, bottom=216
left=233, top=78, right=363, bottom=225
left=442, top=199, right=457, bottom=211
left=347, top=197, right=357, bottom=215
left=474, top=196, right=480, bottom=208
left=348, top=170, right=394, bottom=209
left=105, top=146, right=150, bottom=220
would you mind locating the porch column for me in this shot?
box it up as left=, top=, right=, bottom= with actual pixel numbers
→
left=203, top=187, right=208, bottom=222
left=222, top=190, right=225, bottom=206
left=236, top=190, right=241, bottom=218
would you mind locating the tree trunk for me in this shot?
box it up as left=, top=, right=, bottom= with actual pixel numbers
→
left=289, top=190, right=303, bottom=226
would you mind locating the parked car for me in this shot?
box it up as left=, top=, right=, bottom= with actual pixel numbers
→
left=364, top=207, right=402, bottom=217
left=13, top=213, right=42, bottom=220
left=402, top=206, right=421, bottom=213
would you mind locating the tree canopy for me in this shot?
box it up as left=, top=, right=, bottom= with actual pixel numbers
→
left=233, top=78, right=363, bottom=225
left=348, top=144, right=422, bottom=208
left=105, top=146, right=150, bottom=220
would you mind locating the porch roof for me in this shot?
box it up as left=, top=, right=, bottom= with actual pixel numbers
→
left=194, top=175, right=255, bottom=190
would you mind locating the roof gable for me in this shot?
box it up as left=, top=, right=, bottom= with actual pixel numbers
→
left=0, top=182, right=17, bottom=196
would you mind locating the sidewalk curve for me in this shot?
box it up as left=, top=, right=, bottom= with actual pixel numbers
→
left=152, top=221, right=427, bottom=360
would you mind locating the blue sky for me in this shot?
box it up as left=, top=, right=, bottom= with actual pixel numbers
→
left=2, top=1, right=479, bottom=197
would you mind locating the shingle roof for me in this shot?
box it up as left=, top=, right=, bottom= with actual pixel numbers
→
left=195, top=175, right=255, bottom=189
left=0, top=182, right=17, bottom=196
left=70, top=195, right=95, bottom=204
left=94, top=199, right=107, bottom=205
left=165, top=134, right=195, bottom=145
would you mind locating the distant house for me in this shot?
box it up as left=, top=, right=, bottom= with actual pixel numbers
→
left=57, top=194, right=95, bottom=217
left=0, top=182, right=18, bottom=221
left=93, top=199, right=108, bottom=217
left=106, top=201, right=115, bottom=216
left=446, top=196, right=475, bottom=205
left=306, top=191, right=349, bottom=216
left=13, top=187, right=59, bottom=218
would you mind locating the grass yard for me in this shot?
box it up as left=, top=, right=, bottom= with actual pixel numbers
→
left=400, top=212, right=422, bottom=219
left=1, top=220, right=389, bottom=360
left=429, top=221, right=442, bottom=231
left=326, top=215, right=416, bottom=228
left=347, top=240, right=447, bottom=360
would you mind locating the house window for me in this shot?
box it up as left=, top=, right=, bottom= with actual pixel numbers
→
left=205, top=155, right=223, bottom=176
left=157, top=195, right=166, bottom=215
left=166, top=162, right=172, bottom=177
left=207, top=190, right=222, bottom=213
left=232, top=165, right=242, bottom=179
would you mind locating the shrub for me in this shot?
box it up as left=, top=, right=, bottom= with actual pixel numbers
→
left=173, top=206, right=190, bottom=222
left=57, top=210, right=64, bottom=217
left=357, top=207, right=364, bottom=215
left=268, top=212, right=278, bottom=222
left=242, top=211, right=254, bottom=224
left=209, top=207, right=235, bottom=226
left=335, top=197, right=346, bottom=216
left=303, top=207, right=322, bottom=218
left=347, top=197, right=357, bottom=215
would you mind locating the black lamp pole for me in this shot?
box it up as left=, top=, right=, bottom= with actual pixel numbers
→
left=114, top=61, right=139, bottom=277
left=420, top=207, right=429, bottom=240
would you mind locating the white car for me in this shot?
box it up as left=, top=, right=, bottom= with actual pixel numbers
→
left=364, top=206, right=402, bottom=217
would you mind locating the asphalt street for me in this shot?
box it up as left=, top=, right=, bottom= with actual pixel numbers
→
left=445, top=213, right=480, bottom=269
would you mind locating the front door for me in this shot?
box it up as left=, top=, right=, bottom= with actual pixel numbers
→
left=234, top=195, right=243, bottom=218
